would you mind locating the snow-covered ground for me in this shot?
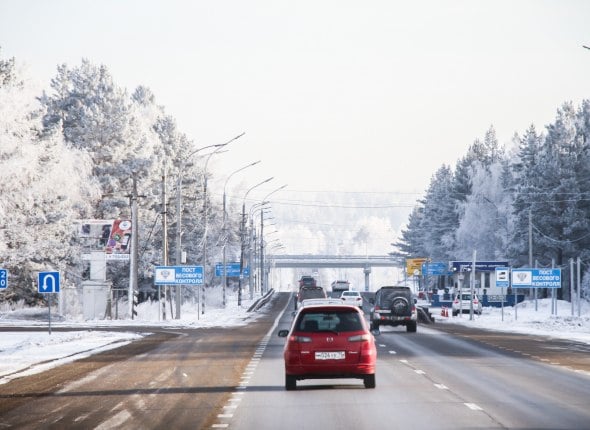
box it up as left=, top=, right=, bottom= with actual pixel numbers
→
left=0, top=291, right=264, bottom=385
left=0, top=295, right=589, bottom=386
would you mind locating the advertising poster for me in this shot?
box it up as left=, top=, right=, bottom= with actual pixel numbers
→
left=78, top=219, right=132, bottom=257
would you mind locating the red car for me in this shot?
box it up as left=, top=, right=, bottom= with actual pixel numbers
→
left=278, top=305, right=377, bottom=390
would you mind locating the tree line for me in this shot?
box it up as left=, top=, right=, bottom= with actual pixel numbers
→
left=0, top=50, right=239, bottom=305
left=394, top=103, right=590, bottom=299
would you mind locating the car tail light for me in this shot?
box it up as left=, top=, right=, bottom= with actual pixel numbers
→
left=473, top=299, right=479, bottom=304
left=348, top=334, right=371, bottom=342
left=453, top=299, right=459, bottom=304
left=289, top=335, right=312, bottom=343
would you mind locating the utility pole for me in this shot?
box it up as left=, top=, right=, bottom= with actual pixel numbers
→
left=161, top=170, right=168, bottom=321
left=529, top=209, right=533, bottom=300
left=129, top=174, right=139, bottom=319
left=260, top=207, right=264, bottom=295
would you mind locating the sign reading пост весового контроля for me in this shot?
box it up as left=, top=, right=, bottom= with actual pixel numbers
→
left=154, top=266, right=204, bottom=285
left=511, top=268, right=561, bottom=288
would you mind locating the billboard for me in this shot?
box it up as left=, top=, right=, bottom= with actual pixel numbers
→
left=77, top=219, right=132, bottom=256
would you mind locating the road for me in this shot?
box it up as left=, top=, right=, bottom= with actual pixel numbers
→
left=222, top=295, right=590, bottom=430
left=0, top=292, right=589, bottom=429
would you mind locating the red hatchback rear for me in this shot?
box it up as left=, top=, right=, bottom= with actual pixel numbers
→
left=278, top=305, right=377, bottom=390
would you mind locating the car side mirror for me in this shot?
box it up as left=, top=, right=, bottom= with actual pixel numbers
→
left=278, top=329, right=289, bottom=337
left=414, top=298, right=417, bottom=304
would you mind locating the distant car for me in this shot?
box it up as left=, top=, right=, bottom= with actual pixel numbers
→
left=295, top=286, right=327, bottom=309
left=299, top=275, right=317, bottom=288
left=278, top=304, right=377, bottom=390
left=369, top=286, right=417, bottom=332
left=452, top=293, right=482, bottom=316
left=340, top=290, right=363, bottom=308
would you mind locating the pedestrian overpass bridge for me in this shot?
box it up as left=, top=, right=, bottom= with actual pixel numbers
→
left=265, top=254, right=403, bottom=291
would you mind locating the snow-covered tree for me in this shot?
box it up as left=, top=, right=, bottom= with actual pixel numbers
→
left=0, top=55, right=98, bottom=303
left=420, top=165, right=457, bottom=260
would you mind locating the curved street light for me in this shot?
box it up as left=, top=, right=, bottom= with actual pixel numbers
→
left=238, top=177, right=273, bottom=306
left=174, top=132, right=245, bottom=319
left=259, top=184, right=287, bottom=295
left=221, top=160, right=261, bottom=307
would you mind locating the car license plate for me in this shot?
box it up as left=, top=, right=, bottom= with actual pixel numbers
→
left=315, top=351, right=345, bottom=360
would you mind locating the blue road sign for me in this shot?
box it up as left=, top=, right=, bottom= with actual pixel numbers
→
left=0, top=269, right=7, bottom=289
left=495, top=267, right=510, bottom=288
left=38, top=271, right=60, bottom=293
left=154, top=266, right=204, bottom=285
left=421, top=262, right=448, bottom=276
left=215, top=263, right=249, bottom=277
left=450, top=261, right=509, bottom=273
left=215, top=262, right=241, bottom=277
left=512, top=268, right=561, bottom=288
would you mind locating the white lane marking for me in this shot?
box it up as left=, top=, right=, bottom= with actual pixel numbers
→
left=415, top=370, right=426, bottom=375
left=434, top=383, right=449, bottom=390
left=388, top=350, right=397, bottom=354
left=465, top=403, right=483, bottom=411
left=217, top=414, right=233, bottom=418
left=399, top=359, right=409, bottom=364
left=379, top=344, right=387, bottom=347
left=211, top=424, right=229, bottom=428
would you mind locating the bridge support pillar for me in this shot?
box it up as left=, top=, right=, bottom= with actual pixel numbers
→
left=364, top=266, right=371, bottom=292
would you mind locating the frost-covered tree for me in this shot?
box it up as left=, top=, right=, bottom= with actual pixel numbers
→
left=454, top=127, right=509, bottom=259
left=534, top=103, right=587, bottom=267
left=0, top=56, right=98, bottom=303
left=393, top=205, right=426, bottom=258
left=420, top=165, right=457, bottom=260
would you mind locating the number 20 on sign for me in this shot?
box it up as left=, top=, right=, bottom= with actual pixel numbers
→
left=0, top=269, right=7, bottom=289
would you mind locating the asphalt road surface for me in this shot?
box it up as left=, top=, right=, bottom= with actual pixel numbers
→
left=1, top=292, right=589, bottom=430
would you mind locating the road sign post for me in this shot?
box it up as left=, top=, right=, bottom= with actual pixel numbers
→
left=495, top=267, right=510, bottom=321
left=38, top=271, right=60, bottom=335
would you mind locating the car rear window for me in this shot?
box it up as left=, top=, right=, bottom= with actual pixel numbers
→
left=342, top=291, right=358, bottom=297
left=299, top=287, right=326, bottom=300
left=296, top=310, right=363, bottom=332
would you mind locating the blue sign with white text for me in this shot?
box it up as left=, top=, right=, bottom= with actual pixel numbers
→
left=421, top=262, right=448, bottom=276
left=38, top=271, right=60, bottom=293
left=0, top=269, right=7, bottom=289
left=215, top=263, right=249, bottom=277
left=154, top=266, right=204, bottom=285
left=512, top=268, right=561, bottom=288
left=450, top=261, right=509, bottom=273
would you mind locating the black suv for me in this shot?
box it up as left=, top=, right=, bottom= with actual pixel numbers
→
left=370, top=286, right=417, bottom=332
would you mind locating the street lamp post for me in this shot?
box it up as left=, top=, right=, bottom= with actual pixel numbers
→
left=222, top=161, right=261, bottom=307
left=248, top=201, right=270, bottom=299
left=175, top=132, right=244, bottom=319
left=259, top=184, right=287, bottom=295
left=238, top=177, right=273, bottom=306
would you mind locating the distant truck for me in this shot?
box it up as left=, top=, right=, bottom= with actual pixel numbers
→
left=331, top=280, right=351, bottom=295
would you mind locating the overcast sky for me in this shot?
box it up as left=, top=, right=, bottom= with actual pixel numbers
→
left=2, top=0, right=590, bottom=198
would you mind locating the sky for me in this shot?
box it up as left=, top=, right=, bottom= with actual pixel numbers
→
left=2, top=0, right=590, bottom=200
left=0, top=295, right=589, bottom=384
